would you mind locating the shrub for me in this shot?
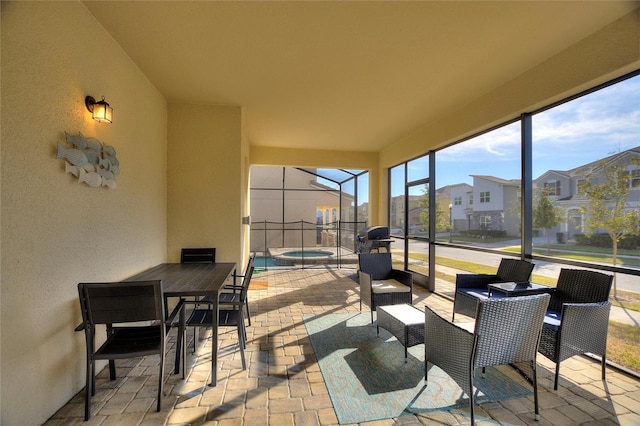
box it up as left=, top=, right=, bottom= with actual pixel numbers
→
left=573, top=233, right=640, bottom=249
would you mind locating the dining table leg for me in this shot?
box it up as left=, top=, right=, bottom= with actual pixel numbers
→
left=210, top=296, right=219, bottom=386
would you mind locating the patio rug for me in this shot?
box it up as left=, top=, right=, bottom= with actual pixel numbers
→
left=304, top=312, right=533, bottom=424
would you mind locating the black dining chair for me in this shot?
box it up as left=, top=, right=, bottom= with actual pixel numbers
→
left=180, top=247, right=216, bottom=344
left=181, top=247, right=216, bottom=263
left=220, top=254, right=255, bottom=326
left=177, top=266, right=254, bottom=375
left=76, top=280, right=180, bottom=420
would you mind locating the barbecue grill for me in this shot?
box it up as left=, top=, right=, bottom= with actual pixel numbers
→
left=356, top=226, right=393, bottom=253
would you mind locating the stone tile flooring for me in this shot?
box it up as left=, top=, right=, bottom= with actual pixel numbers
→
left=45, top=267, right=640, bottom=425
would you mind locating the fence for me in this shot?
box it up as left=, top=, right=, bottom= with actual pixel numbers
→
left=249, top=220, right=366, bottom=270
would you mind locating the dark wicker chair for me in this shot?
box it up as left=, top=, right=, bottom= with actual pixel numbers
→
left=76, top=280, right=178, bottom=421
left=452, top=258, right=534, bottom=321
left=539, top=268, right=613, bottom=390
left=178, top=266, right=254, bottom=375
left=425, top=293, right=550, bottom=424
left=358, top=252, right=413, bottom=323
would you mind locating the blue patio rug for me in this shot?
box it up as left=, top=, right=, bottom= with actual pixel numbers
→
left=304, top=312, right=532, bottom=424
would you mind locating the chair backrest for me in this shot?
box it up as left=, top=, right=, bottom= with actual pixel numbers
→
left=245, top=254, right=255, bottom=275
left=181, top=247, right=216, bottom=263
left=548, top=268, right=613, bottom=312
left=473, top=293, right=550, bottom=368
left=496, top=258, right=534, bottom=282
left=358, top=252, right=392, bottom=280
left=238, top=266, right=255, bottom=303
left=78, top=280, right=164, bottom=326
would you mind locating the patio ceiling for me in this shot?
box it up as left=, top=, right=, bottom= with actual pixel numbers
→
left=84, top=1, right=637, bottom=153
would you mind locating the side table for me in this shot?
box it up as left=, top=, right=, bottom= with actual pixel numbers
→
left=488, top=282, right=553, bottom=298
left=376, top=304, right=425, bottom=361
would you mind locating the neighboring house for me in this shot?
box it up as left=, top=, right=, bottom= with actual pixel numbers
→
left=468, top=175, right=521, bottom=236
left=534, top=147, right=640, bottom=240
left=448, top=183, right=473, bottom=232
left=249, top=166, right=354, bottom=251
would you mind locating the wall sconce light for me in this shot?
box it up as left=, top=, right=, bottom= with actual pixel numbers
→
left=85, top=95, right=113, bottom=123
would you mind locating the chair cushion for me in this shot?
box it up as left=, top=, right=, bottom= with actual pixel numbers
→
left=543, top=309, right=562, bottom=331
left=458, top=288, right=490, bottom=301
left=372, top=279, right=411, bottom=293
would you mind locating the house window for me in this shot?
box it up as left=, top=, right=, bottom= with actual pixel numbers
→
left=454, top=196, right=462, bottom=206
left=544, top=180, right=561, bottom=196
left=479, top=215, right=491, bottom=229
left=469, top=194, right=473, bottom=205
left=480, top=191, right=490, bottom=203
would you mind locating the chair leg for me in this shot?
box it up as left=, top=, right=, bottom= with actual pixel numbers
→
left=108, top=359, right=116, bottom=380
left=85, top=358, right=92, bottom=421
left=237, top=322, right=246, bottom=370
left=90, top=360, right=96, bottom=396
left=181, top=323, right=187, bottom=380
left=532, top=360, right=540, bottom=421
left=469, top=367, right=475, bottom=425
left=601, top=355, right=607, bottom=381
left=157, top=353, right=164, bottom=412
left=554, top=362, right=561, bottom=390
left=245, top=301, right=251, bottom=326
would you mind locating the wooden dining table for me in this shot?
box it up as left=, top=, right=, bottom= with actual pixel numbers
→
left=124, top=262, right=236, bottom=386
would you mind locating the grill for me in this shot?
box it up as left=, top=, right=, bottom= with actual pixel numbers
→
left=356, top=226, right=393, bottom=253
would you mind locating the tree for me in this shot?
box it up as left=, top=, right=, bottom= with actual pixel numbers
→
left=533, top=188, right=565, bottom=254
left=417, top=188, right=449, bottom=235
left=580, top=159, right=640, bottom=298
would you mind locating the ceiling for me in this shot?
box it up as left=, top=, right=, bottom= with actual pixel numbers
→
left=84, top=1, right=637, bottom=153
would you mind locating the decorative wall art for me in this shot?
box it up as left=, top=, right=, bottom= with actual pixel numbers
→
left=56, top=132, right=119, bottom=189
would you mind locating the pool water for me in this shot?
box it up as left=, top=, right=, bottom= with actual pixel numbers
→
left=254, top=256, right=278, bottom=269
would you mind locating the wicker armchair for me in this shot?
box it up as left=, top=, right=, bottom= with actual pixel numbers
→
left=425, top=293, right=550, bottom=424
left=452, top=258, right=534, bottom=321
left=358, top=253, right=413, bottom=323
left=539, top=268, right=613, bottom=390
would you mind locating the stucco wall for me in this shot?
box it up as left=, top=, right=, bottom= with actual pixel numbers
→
left=377, top=8, right=639, bottom=226
left=167, top=103, right=244, bottom=265
left=1, top=2, right=168, bottom=424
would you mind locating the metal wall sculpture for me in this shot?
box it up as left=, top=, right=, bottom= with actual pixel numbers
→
left=56, top=131, right=119, bottom=189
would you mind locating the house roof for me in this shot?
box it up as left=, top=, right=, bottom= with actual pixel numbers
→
left=535, top=146, right=640, bottom=181
left=471, top=175, right=521, bottom=186
left=82, top=1, right=637, bottom=153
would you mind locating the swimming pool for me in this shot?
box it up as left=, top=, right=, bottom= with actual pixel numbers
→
left=281, top=250, right=333, bottom=258
left=255, top=249, right=336, bottom=268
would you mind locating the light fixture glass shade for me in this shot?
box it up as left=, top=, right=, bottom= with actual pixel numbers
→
left=85, top=95, right=113, bottom=123
left=92, top=99, right=113, bottom=123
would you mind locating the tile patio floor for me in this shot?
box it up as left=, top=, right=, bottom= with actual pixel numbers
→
left=46, top=267, right=640, bottom=425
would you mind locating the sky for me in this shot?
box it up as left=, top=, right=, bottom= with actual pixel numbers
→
left=434, top=73, right=640, bottom=188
